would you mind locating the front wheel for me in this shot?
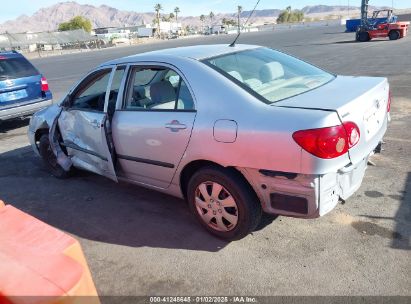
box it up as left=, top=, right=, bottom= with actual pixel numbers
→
left=39, top=134, right=71, bottom=179
left=358, top=31, right=370, bottom=42
left=187, top=167, right=262, bottom=241
left=389, top=30, right=400, bottom=40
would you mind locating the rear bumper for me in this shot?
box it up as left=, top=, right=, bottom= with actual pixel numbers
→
left=238, top=155, right=370, bottom=219
left=0, top=98, right=53, bottom=121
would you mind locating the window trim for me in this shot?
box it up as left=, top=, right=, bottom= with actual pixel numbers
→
left=120, top=63, right=197, bottom=113
left=104, top=65, right=127, bottom=114
left=67, top=66, right=114, bottom=113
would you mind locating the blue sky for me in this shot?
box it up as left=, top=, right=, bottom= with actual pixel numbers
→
left=0, top=0, right=407, bottom=23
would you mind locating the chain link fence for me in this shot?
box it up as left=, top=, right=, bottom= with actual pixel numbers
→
left=0, top=29, right=97, bottom=53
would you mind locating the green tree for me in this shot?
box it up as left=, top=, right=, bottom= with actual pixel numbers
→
left=58, top=16, right=92, bottom=32
left=154, top=3, right=163, bottom=38
left=276, top=7, right=304, bottom=24
left=174, top=7, right=180, bottom=22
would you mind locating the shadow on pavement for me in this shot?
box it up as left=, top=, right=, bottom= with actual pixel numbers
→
left=359, top=172, right=411, bottom=250
left=0, top=146, right=232, bottom=252
left=391, top=172, right=411, bottom=250
left=283, top=39, right=390, bottom=48
left=0, top=117, right=30, bottom=133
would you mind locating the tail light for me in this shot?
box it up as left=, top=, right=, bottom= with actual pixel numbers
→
left=343, top=121, right=360, bottom=148
left=387, top=90, right=392, bottom=112
left=292, top=121, right=360, bottom=159
left=41, top=77, right=49, bottom=92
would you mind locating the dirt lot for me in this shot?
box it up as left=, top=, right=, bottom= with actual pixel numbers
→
left=0, top=25, right=410, bottom=297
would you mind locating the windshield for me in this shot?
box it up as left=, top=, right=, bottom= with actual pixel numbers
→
left=0, top=57, right=39, bottom=79
left=203, top=48, right=335, bottom=104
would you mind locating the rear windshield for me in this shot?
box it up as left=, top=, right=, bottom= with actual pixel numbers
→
left=0, top=57, right=39, bottom=79
left=203, top=48, right=335, bottom=104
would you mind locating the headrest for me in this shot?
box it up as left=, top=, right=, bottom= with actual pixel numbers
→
left=150, top=81, right=176, bottom=104
left=227, top=71, right=244, bottom=82
left=259, top=62, right=284, bottom=83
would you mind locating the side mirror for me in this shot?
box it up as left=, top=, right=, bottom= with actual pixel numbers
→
left=60, top=95, right=71, bottom=108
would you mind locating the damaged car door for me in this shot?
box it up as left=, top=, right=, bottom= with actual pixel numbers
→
left=57, top=66, right=120, bottom=181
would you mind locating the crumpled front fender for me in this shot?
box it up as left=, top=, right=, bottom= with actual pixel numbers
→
left=28, top=104, right=73, bottom=172
left=49, top=113, right=73, bottom=172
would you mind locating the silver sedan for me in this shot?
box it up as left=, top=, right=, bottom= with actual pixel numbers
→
left=28, top=44, right=390, bottom=240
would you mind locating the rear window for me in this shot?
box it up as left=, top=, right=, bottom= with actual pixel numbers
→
left=0, top=57, right=39, bottom=79
left=203, top=48, right=335, bottom=104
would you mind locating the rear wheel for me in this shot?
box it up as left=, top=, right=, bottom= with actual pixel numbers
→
left=187, top=166, right=262, bottom=241
left=39, top=134, right=70, bottom=179
left=389, top=30, right=400, bottom=40
left=358, top=31, right=370, bottom=42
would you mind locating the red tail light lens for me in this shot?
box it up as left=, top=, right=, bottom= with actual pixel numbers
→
left=343, top=121, right=360, bottom=148
left=387, top=90, right=392, bottom=112
left=41, top=77, right=49, bottom=92
left=292, top=121, right=360, bottom=159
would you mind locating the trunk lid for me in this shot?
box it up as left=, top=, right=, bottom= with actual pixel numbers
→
left=0, top=55, right=42, bottom=108
left=276, top=76, right=390, bottom=165
left=0, top=75, right=43, bottom=107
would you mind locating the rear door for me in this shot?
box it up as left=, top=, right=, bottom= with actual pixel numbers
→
left=0, top=55, right=42, bottom=108
left=112, top=63, right=197, bottom=188
left=58, top=66, right=125, bottom=181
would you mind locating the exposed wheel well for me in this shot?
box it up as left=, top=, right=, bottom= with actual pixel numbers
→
left=179, top=160, right=258, bottom=202
left=34, top=128, right=49, bottom=149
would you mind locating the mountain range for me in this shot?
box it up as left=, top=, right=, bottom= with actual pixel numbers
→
left=0, top=1, right=401, bottom=33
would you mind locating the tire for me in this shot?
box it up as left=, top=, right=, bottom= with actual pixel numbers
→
left=39, top=134, right=70, bottom=179
left=389, top=30, right=400, bottom=40
left=187, top=166, right=262, bottom=241
left=358, top=32, right=370, bottom=42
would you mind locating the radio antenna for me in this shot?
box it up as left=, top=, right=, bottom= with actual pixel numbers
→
left=229, top=0, right=261, bottom=47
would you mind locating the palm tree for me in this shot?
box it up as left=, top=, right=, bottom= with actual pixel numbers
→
left=200, top=14, right=206, bottom=34
left=237, top=5, right=243, bottom=33
left=209, top=11, right=215, bottom=25
left=174, top=7, right=180, bottom=22
left=209, top=11, right=215, bottom=34
left=154, top=3, right=163, bottom=38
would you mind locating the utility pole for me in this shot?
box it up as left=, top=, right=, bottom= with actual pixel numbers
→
left=237, top=6, right=242, bottom=34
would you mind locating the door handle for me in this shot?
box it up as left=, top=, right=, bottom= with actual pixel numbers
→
left=90, top=119, right=101, bottom=129
left=165, top=120, right=187, bottom=131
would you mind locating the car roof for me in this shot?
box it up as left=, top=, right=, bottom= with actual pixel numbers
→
left=0, top=50, right=24, bottom=59
left=101, top=44, right=261, bottom=67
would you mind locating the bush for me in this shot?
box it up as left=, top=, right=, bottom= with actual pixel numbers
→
left=58, top=16, right=92, bottom=33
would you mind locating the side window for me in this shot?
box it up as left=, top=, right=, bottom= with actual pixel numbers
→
left=124, top=66, right=195, bottom=111
left=107, top=66, right=126, bottom=115
left=71, top=69, right=112, bottom=111
left=177, top=79, right=195, bottom=110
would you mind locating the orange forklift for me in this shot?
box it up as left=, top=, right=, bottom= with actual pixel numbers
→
left=356, top=0, right=409, bottom=42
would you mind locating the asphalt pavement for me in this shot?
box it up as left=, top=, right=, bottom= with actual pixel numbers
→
left=0, top=25, right=410, bottom=296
